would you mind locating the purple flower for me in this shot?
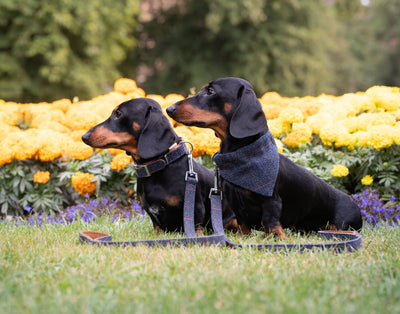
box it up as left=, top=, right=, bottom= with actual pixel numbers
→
left=24, top=205, right=32, bottom=212
left=132, top=201, right=141, bottom=212
left=102, top=199, right=109, bottom=205
left=90, top=200, right=99, bottom=207
left=124, top=212, right=131, bottom=218
left=389, top=196, right=396, bottom=202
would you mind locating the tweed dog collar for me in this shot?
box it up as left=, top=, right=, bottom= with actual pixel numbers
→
left=213, top=130, right=279, bottom=197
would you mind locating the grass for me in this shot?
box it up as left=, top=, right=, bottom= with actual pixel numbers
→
left=1, top=218, right=400, bottom=314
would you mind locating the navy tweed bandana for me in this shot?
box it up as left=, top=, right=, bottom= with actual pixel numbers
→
left=214, top=130, right=279, bottom=197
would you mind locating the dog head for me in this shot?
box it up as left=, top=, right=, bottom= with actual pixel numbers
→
left=166, top=77, right=267, bottom=141
left=82, top=98, right=178, bottom=162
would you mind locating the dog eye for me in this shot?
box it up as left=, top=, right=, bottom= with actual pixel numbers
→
left=114, top=110, right=122, bottom=119
left=206, top=86, right=215, bottom=95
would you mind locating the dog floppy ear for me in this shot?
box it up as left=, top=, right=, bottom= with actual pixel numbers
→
left=229, top=84, right=267, bottom=139
left=137, top=106, right=177, bottom=160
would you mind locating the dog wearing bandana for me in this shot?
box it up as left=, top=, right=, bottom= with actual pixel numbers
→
left=167, top=77, right=362, bottom=238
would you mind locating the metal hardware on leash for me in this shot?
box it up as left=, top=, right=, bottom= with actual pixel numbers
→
left=209, top=152, right=222, bottom=199
left=182, top=141, right=198, bottom=182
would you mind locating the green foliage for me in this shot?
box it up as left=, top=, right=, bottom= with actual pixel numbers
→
left=0, top=0, right=139, bottom=102
left=0, top=151, right=137, bottom=217
left=0, top=159, right=70, bottom=215
left=284, top=140, right=400, bottom=196
left=135, top=0, right=357, bottom=97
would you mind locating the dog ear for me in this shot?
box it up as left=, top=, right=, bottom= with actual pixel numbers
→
left=229, top=84, right=267, bottom=139
left=137, top=106, right=177, bottom=160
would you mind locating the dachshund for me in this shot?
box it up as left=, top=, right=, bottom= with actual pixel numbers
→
left=167, top=77, right=362, bottom=238
left=82, top=98, right=237, bottom=233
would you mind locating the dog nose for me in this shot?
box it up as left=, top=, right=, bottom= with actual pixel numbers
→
left=166, top=106, right=176, bottom=117
left=81, top=132, right=91, bottom=144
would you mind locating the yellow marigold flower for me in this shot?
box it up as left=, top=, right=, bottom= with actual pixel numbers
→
left=268, top=118, right=291, bottom=137
left=339, top=93, right=375, bottom=113
left=65, top=107, right=101, bottom=130
left=306, top=113, right=333, bottom=134
left=361, top=175, right=373, bottom=186
left=340, top=117, right=360, bottom=133
left=393, top=126, right=400, bottom=145
left=367, top=125, right=394, bottom=150
left=357, top=112, right=396, bottom=129
left=33, top=171, right=50, bottom=184
left=0, top=144, right=14, bottom=166
left=195, top=129, right=221, bottom=157
left=38, top=143, right=63, bottom=162
left=334, top=131, right=355, bottom=150
left=366, top=86, right=400, bottom=111
left=331, top=165, right=349, bottom=178
left=125, top=88, right=146, bottom=99
left=37, top=121, right=70, bottom=133
left=30, top=110, right=66, bottom=128
left=260, top=91, right=282, bottom=105
left=111, top=153, right=133, bottom=171
left=353, top=131, right=369, bottom=147
left=274, top=138, right=283, bottom=153
left=69, top=130, right=87, bottom=142
left=71, top=172, right=97, bottom=197
left=291, top=123, right=312, bottom=138
left=320, top=102, right=355, bottom=120
left=279, top=107, right=304, bottom=124
left=62, top=141, right=94, bottom=161
left=114, top=78, right=138, bottom=94
left=147, top=94, right=165, bottom=106
left=163, top=94, right=185, bottom=108
left=319, top=125, right=347, bottom=146
left=282, top=131, right=310, bottom=148
left=262, top=104, right=282, bottom=120
left=52, top=98, right=71, bottom=113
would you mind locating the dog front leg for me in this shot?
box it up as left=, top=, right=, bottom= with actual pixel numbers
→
left=261, top=196, right=285, bottom=239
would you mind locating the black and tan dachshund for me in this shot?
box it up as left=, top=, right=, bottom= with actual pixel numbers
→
left=82, top=98, right=237, bottom=233
left=167, top=77, right=362, bottom=238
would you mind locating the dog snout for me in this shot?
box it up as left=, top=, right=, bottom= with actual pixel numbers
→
left=166, top=105, right=176, bottom=118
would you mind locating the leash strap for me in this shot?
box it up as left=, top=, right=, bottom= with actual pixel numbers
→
left=183, top=150, right=198, bottom=238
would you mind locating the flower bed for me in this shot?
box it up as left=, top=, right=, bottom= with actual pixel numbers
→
left=1, top=78, right=400, bottom=225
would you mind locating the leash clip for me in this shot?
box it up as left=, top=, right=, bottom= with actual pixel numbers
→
left=209, top=152, right=223, bottom=199
left=183, top=141, right=198, bottom=182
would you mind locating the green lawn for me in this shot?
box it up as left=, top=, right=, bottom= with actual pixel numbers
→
left=1, top=218, right=399, bottom=314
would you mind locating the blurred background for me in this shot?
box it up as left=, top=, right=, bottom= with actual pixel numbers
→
left=1, top=0, right=399, bottom=102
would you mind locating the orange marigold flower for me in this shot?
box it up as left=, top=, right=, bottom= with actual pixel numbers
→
left=71, top=172, right=97, bottom=197
left=33, top=171, right=50, bottom=184
left=0, top=144, right=14, bottom=166
left=114, top=78, right=138, bottom=94
left=111, top=153, right=133, bottom=171
left=282, top=131, right=310, bottom=148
